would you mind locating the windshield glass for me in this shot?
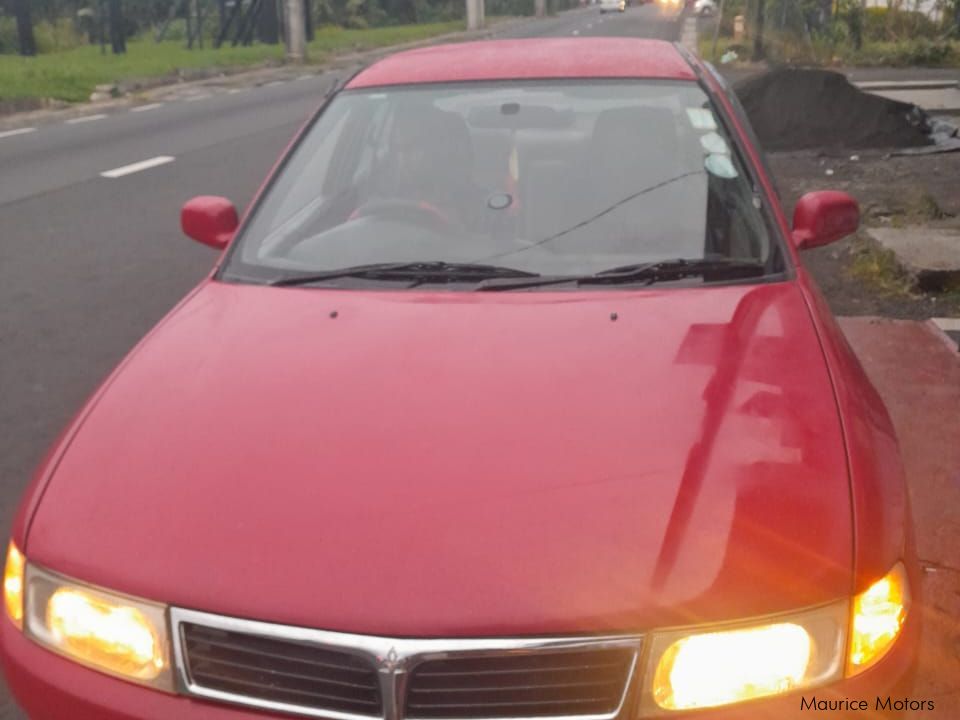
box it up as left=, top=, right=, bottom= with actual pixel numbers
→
left=223, top=80, right=783, bottom=284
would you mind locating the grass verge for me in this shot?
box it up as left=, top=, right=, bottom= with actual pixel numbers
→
left=847, top=234, right=916, bottom=297
left=0, top=21, right=465, bottom=103
left=698, top=35, right=960, bottom=68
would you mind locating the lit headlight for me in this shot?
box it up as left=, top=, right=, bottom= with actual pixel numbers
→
left=23, top=563, right=173, bottom=691
left=848, top=563, right=909, bottom=675
left=3, top=542, right=24, bottom=629
left=643, top=602, right=848, bottom=713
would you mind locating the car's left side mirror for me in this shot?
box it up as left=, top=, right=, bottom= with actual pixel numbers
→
left=181, top=196, right=239, bottom=251
left=791, top=191, right=860, bottom=251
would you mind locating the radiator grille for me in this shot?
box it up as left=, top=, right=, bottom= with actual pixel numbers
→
left=405, top=648, right=635, bottom=718
left=182, top=622, right=382, bottom=716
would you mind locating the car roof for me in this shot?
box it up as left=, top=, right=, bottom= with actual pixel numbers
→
left=345, top=38, right=697, bottom=89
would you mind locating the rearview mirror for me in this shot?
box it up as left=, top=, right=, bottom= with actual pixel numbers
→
left=181, top=196, right=239, bottom=250
left=791, top=191, right=860, bottom=251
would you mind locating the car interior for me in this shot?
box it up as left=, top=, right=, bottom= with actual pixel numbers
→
left=251, top=83, right=772, bottom=276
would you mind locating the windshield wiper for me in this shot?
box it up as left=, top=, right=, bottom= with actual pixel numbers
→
left=475, top=258, right=768, bottom=291
left=270, top=261, right=540, bottom=287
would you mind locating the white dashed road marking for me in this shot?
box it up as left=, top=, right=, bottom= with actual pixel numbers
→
left=66, top=114, right=108, bottom=124
left=228, top=88, right=246, bottom=94
left=101, top=156, right=175, bottom=179
left=0, top=127, right=36, bottom=139
left=185, top=94, right=212, bottom=102
left=131, top=103, right=164, bottom=113
left=572, top=29, right=580, bottom=34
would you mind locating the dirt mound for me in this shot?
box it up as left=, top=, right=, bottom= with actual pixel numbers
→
left=734, top=68, right=931, bottom=152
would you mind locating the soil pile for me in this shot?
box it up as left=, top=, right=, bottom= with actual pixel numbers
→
left=734, top=68, right=931, bottom=151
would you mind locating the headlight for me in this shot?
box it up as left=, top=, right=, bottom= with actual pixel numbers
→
left=3, top=542, right=25, bottom=629
left=23, top=563, right=173, bottom=691
left=847, top=563, right=909, bottom=675
left=643, top=601, right=848, bottom=713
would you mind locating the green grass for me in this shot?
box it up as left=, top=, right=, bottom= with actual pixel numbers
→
left=308, top=22, right=465, bottom=54
left=697, top=37, right=750, bottom=64
left=847, top=234, right=916, bottom=297
left=0, top=21, right=465, bottom=103
left=698, top=34, right=960, bottom=68
left=841, top=39, right=959, bottom=68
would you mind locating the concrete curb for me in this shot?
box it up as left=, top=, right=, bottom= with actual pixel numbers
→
left=857, top=83, right=960, bottom=116
left=866, top=226, right=960, bottom=293
left=929, top=317, right=960, bottom=351
left=856, top=79, right=960, bottom=91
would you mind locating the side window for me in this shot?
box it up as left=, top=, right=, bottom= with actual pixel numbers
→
left=704, top=62, right=782, bottom=201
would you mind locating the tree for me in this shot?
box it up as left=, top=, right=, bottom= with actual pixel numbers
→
left=844, top=0, right=864, bottom=49
left=304, top=0, right=315, bottom=40
left=12, top=0, right=37, bottom=56
left=258, top=0, right=281, bottom=43
left=820, top=0, right=832, bottom=20
left=752, top=0, right=766, bottom=60
left=108, top=0, right=127, bottom=53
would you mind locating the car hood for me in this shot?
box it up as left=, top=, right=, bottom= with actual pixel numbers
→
left=28, top=280, right=852, bottom=636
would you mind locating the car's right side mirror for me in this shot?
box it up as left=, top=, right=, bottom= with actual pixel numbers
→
left=791, top=191, right=860, bottom=251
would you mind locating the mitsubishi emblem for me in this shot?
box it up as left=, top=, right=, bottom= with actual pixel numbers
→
left=381, top=646, right=401, bottom=672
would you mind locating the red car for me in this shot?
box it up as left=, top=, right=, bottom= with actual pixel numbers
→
left=2, top=38, right=918, bottom=720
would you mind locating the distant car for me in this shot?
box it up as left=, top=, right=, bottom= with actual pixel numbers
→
left=1, top=37, right=919, bottom=720
left=694, top=0, right=717, bottom=15
left=600, top=0, right=625, bottom=12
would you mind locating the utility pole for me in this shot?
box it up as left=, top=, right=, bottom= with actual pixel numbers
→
left=285, top=0, right=307, bottom=62
left=535, top=0, right=546, bottom=17
left=466, top=0, right=480, bottom=30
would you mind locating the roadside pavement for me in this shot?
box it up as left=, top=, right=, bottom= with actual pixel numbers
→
left=716, top=63, right=960, bottom=86
left=838, top=317, right=960, bottom=719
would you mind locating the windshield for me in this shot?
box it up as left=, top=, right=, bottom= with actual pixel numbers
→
left=223, top=80, right=784, bottom=285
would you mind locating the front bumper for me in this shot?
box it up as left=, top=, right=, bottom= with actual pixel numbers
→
left=1, top=605, right=918, bottom=720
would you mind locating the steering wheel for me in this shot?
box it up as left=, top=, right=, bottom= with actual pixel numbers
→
left=350, top=199, right=457, bottom=232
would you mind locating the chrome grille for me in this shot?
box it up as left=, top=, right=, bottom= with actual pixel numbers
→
left=172, top=607, right=642, bottom=720
left=406, top=649, right=636, bottom=719
left=180, top=622, right=382, bottom=718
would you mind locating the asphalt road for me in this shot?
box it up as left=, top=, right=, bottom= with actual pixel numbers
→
left=0, top=5, right=684, bottom=717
